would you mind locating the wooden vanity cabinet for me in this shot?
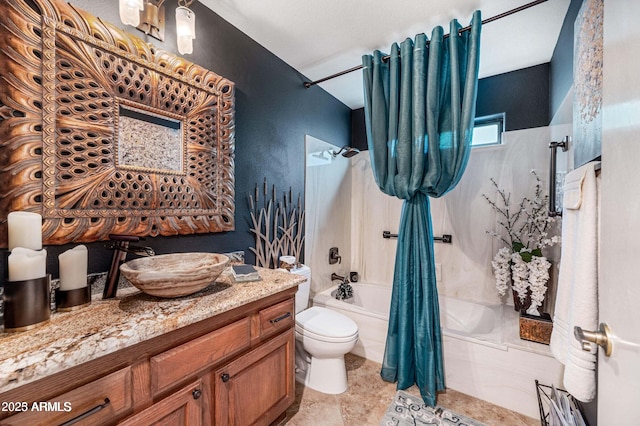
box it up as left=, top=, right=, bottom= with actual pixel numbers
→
left=0, top=288, right=297, bottom=426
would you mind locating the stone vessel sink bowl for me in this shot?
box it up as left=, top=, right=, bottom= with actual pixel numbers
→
left=120, top=253, right=230, bottom=298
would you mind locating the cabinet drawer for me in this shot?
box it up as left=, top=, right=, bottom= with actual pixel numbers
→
left=151, top=317, right=251, bottom=396
left=259, top=299, right=294, bottom=340
left=2, top=367, right=132, bottom=426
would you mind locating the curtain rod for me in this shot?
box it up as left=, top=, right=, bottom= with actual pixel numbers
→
left=303, top=0, right=549, bottom=88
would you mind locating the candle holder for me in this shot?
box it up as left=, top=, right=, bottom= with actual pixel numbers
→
left=3, top=275, right=51, bottom=332
left=55, top=285, right=91, bottom=312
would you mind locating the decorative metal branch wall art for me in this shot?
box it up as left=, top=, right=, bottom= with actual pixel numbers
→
left=249, top=179, right=304, bottom=269
left=0, top=0, right=235, bottom=246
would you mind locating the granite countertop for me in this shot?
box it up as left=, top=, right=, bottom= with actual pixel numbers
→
left=0, top=267, right=303, bottom=393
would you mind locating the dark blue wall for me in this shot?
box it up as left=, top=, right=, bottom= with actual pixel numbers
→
left=29, top=0, right=351, bottom=276
left=476, top=63, right=550, bottom=131
left=550, top=0, right=584, bottom=120
left=351, top=108, right=367, bottom=151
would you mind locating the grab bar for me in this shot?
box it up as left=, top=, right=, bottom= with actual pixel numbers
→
left=382, top=231, right=452, bottom=244
left=548, top=136, right=569, bottom=217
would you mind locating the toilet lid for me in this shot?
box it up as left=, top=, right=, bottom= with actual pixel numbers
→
left=296, top=306, right=358, bottom=339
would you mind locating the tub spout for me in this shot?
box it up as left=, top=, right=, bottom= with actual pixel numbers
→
left=331, top=272, right=347, bottom=283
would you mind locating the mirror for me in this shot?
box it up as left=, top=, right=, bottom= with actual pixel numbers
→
left=117, top=104, right=184, bottom=174
left=0, top=0, right=236, bottom=246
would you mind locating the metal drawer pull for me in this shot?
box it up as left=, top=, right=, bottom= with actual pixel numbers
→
left=192, top=389, right=202, bottom=400
left=574, top=323, right=613, bottom=356
left=221, top=373, right=230, bottom=383
left=269, top=312, right=291, bottom=324
left=59, top=398, right=110, bottom=426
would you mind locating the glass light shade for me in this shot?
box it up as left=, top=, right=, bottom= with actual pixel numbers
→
left=120, top=0, right=144, bottom=27
left=176, top=6, right=196, bottom=54
left=177, top=35, right=194, bottom=55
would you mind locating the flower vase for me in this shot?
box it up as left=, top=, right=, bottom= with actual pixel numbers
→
left=519, top=311, right=553, bottom=345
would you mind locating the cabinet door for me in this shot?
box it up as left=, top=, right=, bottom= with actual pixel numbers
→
left=120, top=379, right=204, bottom=426
left=214, top=330, right=294, bottom=426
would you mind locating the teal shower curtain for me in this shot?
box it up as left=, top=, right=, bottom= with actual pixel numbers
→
left=362, top=11, right=481, bottom=406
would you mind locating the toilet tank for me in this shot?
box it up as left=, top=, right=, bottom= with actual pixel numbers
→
left=291, top=264, right=311, bottom=314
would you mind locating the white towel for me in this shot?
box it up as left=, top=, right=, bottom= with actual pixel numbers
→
left=549, top=161, right=600, bottom=403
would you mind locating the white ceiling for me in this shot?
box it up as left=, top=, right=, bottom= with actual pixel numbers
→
left=199, top=0, right=571, bottom=109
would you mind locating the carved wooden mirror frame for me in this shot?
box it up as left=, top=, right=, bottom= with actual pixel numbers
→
left=0, top=0, right=235, bottom=246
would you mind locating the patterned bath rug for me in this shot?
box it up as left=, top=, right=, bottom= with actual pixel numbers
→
left=380, top=390, right=486, bottom=426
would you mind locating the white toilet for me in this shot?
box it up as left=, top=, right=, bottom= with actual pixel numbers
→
left=291, top=265, right=358, bottom=394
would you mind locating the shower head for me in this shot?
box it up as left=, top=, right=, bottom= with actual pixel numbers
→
left=331, top=146, right=360, bottom=158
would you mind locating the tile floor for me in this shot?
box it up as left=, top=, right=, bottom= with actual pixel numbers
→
left=282, top=353, right=539, bottom=426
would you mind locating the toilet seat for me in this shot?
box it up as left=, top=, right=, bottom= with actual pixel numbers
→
left=295, top=327, right=358, bottom=344
left=296, top=306, right=358, bottom=343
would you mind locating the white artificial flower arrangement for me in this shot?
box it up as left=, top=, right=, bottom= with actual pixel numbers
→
left=483, top=171, right=560, bottom=316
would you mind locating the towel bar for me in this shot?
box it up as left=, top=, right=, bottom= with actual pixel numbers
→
left=548, top=136, right=569, bottom=217
left=382, top=231, right=452, bottom=244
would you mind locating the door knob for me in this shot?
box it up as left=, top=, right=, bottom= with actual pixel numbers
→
left=574, top=323, right=613, bottom=356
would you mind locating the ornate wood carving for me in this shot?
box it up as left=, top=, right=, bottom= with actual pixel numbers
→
left=0, top=0, right=235, bottom=246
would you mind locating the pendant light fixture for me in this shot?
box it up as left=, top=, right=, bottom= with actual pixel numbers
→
left=176, top=0, right=196, bottom=55
left=120, top=0, right=195, bottom=54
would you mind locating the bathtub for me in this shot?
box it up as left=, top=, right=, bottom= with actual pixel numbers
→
left=312, top=281, right=564, bottom=419
left=313, top=282, right=503, bottom=362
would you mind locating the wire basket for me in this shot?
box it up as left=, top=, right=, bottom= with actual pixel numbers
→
left=535, top=380, right=588, bottom=426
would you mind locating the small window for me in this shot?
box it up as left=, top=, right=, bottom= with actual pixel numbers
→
left=472, top=113, right=504, bottom=147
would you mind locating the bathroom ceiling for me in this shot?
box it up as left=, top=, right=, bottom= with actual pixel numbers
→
left=199, top=0, right=571, bottom=109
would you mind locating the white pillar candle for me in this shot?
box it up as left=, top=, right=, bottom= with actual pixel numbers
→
left=8, top=211, right=42, bottom=251
left=58, top=245, right=88, bottom=291
left=8, top=247, right=47, bottom=281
